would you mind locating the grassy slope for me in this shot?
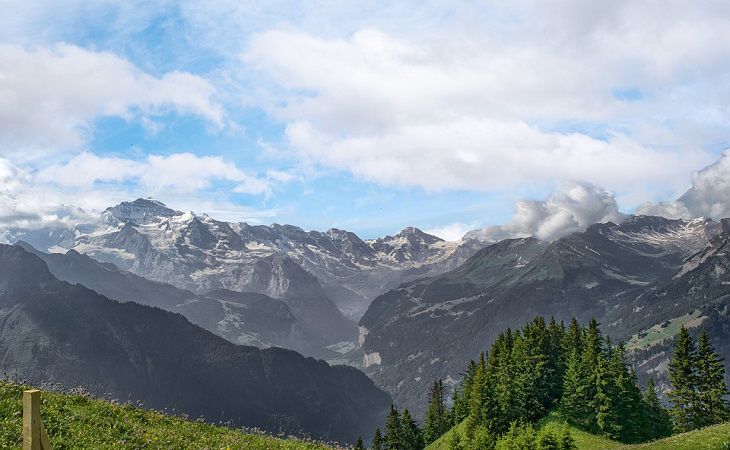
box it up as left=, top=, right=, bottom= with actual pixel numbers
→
left=0, top=381, right=336, bottom=449
left=626, top=309, right=706, bottom=351
left=426, top=412, right=730, bottom=450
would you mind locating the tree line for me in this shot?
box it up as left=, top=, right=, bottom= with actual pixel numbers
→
left=361, top=316, right=729, bottom=450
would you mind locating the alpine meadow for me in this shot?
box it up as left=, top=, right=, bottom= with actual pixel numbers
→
left=1, top=1, right=730, bottom=449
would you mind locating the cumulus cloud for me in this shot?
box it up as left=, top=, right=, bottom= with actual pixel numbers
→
left=467, top=181, right=624, bottom=241
left=0, top=151, right=290, bottom=230
left=637, top=150, right=730, bottom=220
left=0, top=158, right=96, bottom=229
left=242, top=4, right=729, bottom=194
left=0, top=43, right=224, bottom=156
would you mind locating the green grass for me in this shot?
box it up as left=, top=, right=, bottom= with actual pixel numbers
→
left=627, top=310, right=707, bottom=351
left=0, top=381, right=337, bottom=449
left=425, top=420, right=467, bottom=450
left=536, top=413, right=621, bottom=449
left=623, top=423, right=730, bottom=450
left=425, top=412, right=730, bottom=450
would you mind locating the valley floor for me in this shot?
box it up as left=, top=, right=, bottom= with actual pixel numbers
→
left=0, top=381, right=338, bottom=449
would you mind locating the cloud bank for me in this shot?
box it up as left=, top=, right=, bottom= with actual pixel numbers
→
left=0, top=152, right=282, bottom=230
left=0, top=43, right=224, bottom=156
left=242, top=5, right=727, bottom=194
left=637, top=151, right=730, bottom=220
left=467, top=181, right=624, bottom=242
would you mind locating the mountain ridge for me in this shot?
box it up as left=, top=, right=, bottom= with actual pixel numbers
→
left=358, top=215, right=727, bottom=418
left=0, top=243, right=390, bottom=443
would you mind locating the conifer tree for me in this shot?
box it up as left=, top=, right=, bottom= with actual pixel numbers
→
left=464, top=358, right=488, bottom=440
left=354, top=436, right=365, bottom=450
left=563, top=318, right=583, bottom=356
left=385, top=404, right=403, bottom=449
left=400, top=409, right=423, bottom=450
left=608, top=344, right=644, bottom=443
left=424, top=380, right=449, bottom=444
left=593, top=352, right=620, bottom=438
left=641, top=377, right=672, bottom=440
left=560, top=349, right=592, bottom=428
left=694, top=331, right=730, bottom=427
left=451, top=360, right=479, bottom=424
left=668, top=326, right=698, bottom=432
left=547, top=317, right=567, bottom=403
left=372, top=428, right=385, bottom=450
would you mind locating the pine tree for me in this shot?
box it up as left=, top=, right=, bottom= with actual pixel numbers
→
left=605, top=344, right=643, bottom=443
left=400, top=409, right=424, bottom=450
left=451, top=360, right=479, bottom=424
left=641, top=377, right=672, bottom=440
left=593, top=351, right=620, bottom=438
left=563, top=318, right=583, bottom=357
left=354, top=436, right=365, bottom=450
left=547, top=317, right=567, bottom=404
left=372, top=428, right=385, bottom=450
left=424, top=380, right=449, bottom=444
left=668, top=326, right=698, bottom=432
left=464, top=358, right=487, bottom=440
left=694, top=331, right=730, bottom=427
left=385, top=404, right=403, bottom=449
left=560, top=349, right=592, bottom=428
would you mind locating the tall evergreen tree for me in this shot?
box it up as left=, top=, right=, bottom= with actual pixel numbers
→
left=641, top=377, right=672, bottom=440
left=424, top=380, right=449, bottom=444
left=385, top=405, right=403, bottom=449
left=668, top=326, right=698, bottom=432
left=400, top=409, right=424, bottom=450
left=547, top=317, right=567, bottom=403
left=593, top=352, right=620, bottom=438
left=694, top=331, right=730, bottom=427
left=607, top=345, right=643, bottom=443
left=560, top=349, right=592, bottom=428
left=563, top=318, right=583, bottom=357
left=372, top=428, right=385, bottom=450
left=451, top=360, right=480, bottom=424
left=464, top=357, right=488, bottom=441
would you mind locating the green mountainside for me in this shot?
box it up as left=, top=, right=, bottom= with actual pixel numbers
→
left=0, top=381, right=336, bottom=449
left=427, top=413, right=730, bottom=450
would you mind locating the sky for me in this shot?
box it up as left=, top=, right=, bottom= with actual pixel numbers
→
left=1, top=1, right=730, bottom=240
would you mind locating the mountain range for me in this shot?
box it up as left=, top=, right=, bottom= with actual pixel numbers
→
left=359, top=216, right=730, bottom=417
left=1, top=198, right=487, bottom=359
left=4, top=198, right=730, bottom=430
left=0, top=243, right=390, bottom=443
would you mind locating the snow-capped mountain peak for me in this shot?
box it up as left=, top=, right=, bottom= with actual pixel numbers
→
left=102, top=198, right=181, bottom=225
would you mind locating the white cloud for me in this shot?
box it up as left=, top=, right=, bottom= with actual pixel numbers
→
left=0, top=157, right=97, bottom=229
left=0, top=154, right=281, bottom=230
left=241, top=5, right=730, bottom=194
left=637, top=150, right=730, bottom=220
left=36, top=152, right=274, bottom=195
left=141, top=153, right=267, bottom=194
left=0, top=43, right=224, bottom=156
left=424, top=222, right=478, bottom=242
left=35, top=152, right=144, bottom=187
left=467, top=181, right=624, bottom=241
left=284, top=118, right=703, bottom=193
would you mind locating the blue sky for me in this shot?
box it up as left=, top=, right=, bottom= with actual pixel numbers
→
left=1, top=1, right=729, bottom=240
